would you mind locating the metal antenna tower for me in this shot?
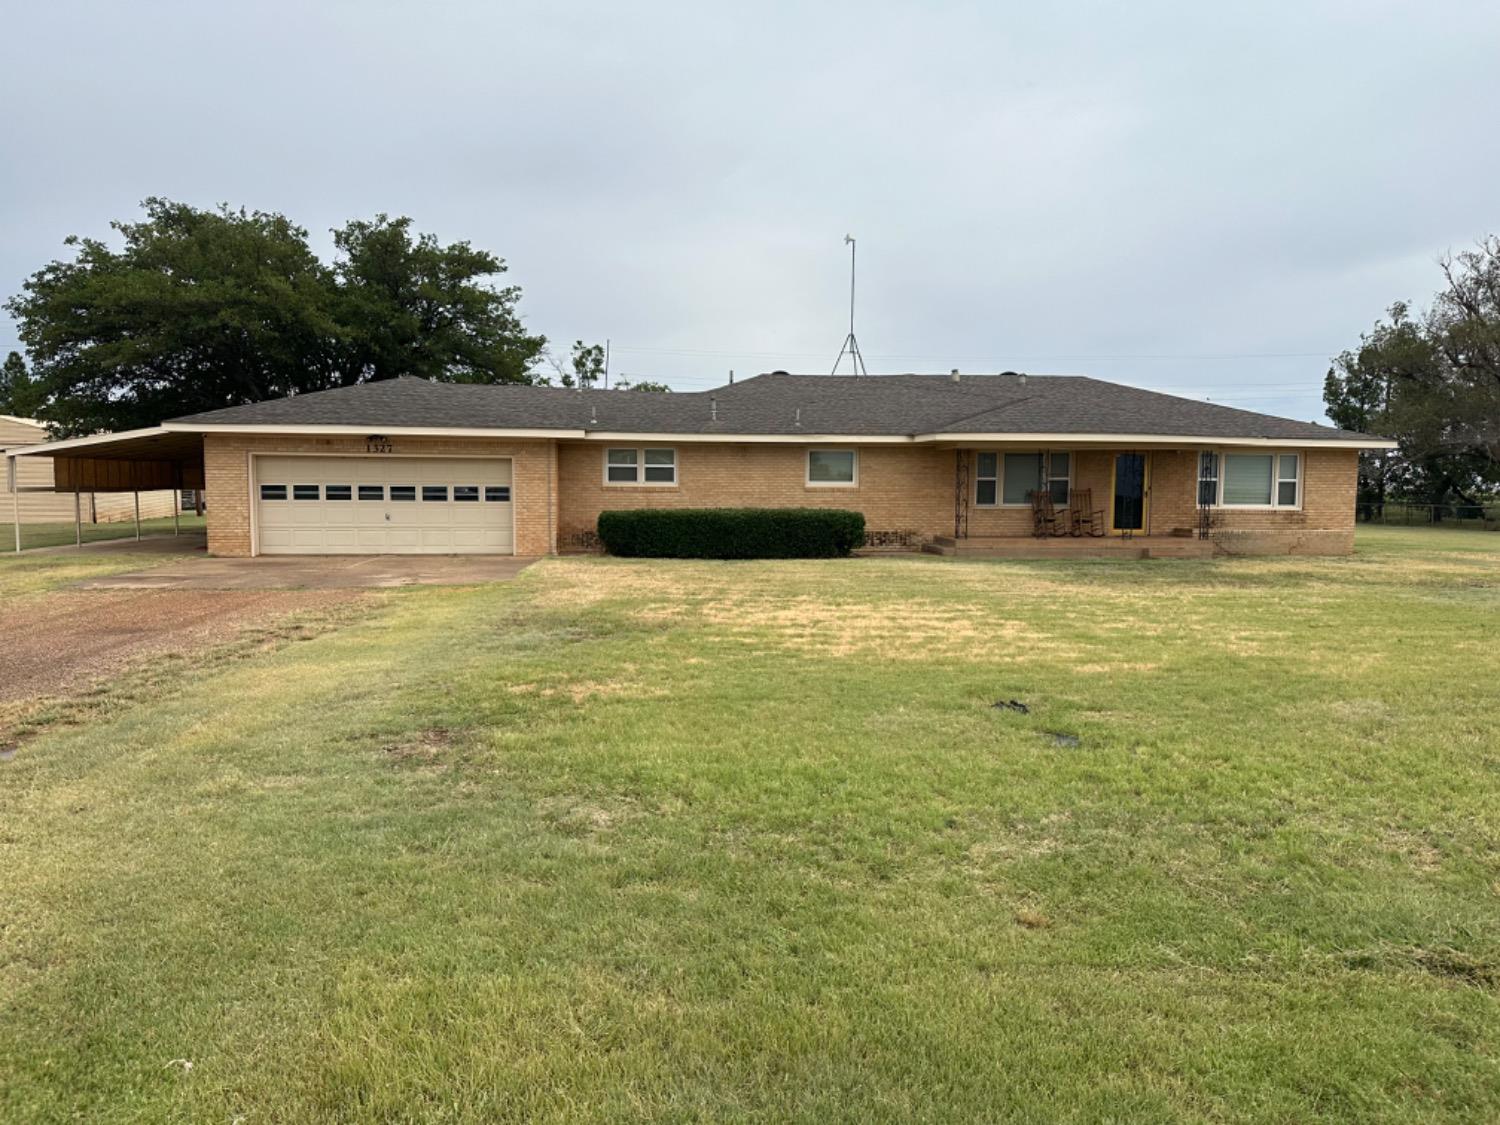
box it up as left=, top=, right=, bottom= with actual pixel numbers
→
left=830, top=234, right=869, bottom=376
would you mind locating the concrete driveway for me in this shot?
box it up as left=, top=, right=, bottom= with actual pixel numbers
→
left=76, top=554, right=539, bottom=590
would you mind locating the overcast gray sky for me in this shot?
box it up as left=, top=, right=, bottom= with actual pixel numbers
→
left=3, top=1, right=1498, bottom=422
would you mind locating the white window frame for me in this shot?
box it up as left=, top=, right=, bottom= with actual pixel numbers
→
left=603, top=446, right=677, bottom=487
left=972, top=450, right=1072, bottom=508
left=974, top=452, right=999, bottom=507
left=1214, top=449, right=1303, bottom=511
left=806, top=448, right=858, bottom=488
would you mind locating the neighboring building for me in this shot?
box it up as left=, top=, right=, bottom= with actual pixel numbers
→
left=1, top=415, right=176, bottom=525
left=10, top=373, right=1395, bottom=557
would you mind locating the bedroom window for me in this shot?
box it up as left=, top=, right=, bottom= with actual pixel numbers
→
left=806, top=449, right=857, bottom=486
left=605, top=447, right=676, bottom=485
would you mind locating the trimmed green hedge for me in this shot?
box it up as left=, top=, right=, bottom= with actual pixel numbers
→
left=597, top=508, right=866, bottom=559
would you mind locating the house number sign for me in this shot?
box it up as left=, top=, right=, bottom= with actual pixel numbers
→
left=365, top=436, right=394, bottom=454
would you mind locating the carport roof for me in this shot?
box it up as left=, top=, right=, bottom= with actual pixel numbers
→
left=10, top=426, right=204, bottom=462
left=162, top=373, right=1392, bottom=446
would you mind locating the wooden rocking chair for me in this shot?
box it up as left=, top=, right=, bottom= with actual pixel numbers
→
left=1031, top=491, right=1069, bottom=537
left=1070, top=488, right=1106, bottom=537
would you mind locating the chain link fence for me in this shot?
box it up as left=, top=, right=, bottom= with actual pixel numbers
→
left=1357, top=501, right=1499, bottom=529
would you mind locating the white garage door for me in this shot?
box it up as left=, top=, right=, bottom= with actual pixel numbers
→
left=255, top=456, right=514, bottom=555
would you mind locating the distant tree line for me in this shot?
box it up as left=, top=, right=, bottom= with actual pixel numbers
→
left=1325, top=237, right=1500, bottom=517
left=2, top=198, right=665, bottom=436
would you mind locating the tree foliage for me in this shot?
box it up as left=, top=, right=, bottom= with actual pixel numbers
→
left=330, top=215, right=544, bottom=385
left=0, top=351, right=39, bottom=417
left=5, top=199, right=547, bottom=436
left=1326, top=238, right=1500, bottom=509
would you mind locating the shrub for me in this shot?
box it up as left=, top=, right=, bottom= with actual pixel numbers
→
left=596, top=508, right=866, bottom=559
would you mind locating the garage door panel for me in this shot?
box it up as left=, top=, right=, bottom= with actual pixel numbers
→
left=255, top=456, right=514, bottom=555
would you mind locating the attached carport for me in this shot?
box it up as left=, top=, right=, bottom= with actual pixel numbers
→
left=6, top=427, right=205, bottom=552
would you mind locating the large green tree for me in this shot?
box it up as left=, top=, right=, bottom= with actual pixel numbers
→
left=1326, top=239, right=1500, bottom=511
left=5, top=199, right=548, bottom=436
left=6, top=199, right=343, bottom=435
left=330, top=215, right=545, bottom=385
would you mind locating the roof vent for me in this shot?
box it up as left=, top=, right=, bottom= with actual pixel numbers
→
left=1018, top=372, right=1027, bottom=387
left=795, top=407, right=802, bottom=427
left=710, top=395, right=718, bottom=422
left=770, top=370, right=790, bottom=377
left=590, top=404, right=597, bottom=425
left=950, top=368, right=960, bottom=383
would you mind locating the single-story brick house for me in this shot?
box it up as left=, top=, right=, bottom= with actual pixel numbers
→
left=9, top=372, right=1394, bottom=557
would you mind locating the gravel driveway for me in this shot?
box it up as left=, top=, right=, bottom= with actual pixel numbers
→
left=0, top=588, right=368, bottom=704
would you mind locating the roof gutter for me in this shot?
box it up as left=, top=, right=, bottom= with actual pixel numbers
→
left=919, top=432, right=1398, bottom=450
left=86, top=422, right=1395, bottom=450
left=161, top=422, right=589, bottom=440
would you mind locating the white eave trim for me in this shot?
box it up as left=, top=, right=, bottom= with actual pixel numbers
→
left=580, top=432, right=913, bottom=444
left=921, top=432, right=1398, bottom=450
left=152, top=421, right=1397, bottom=450
left=162, top=422, right=587, bottom=440
left=9, top=425, right=174, bottom=455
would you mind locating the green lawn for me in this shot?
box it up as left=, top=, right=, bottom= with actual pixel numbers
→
left=1, top=512, right=206, bottom=551
left=1, top=527, right=1497, bottom=1122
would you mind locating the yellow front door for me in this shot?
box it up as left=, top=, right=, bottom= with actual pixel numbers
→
left=1110, top=453, right=1150, bottom=534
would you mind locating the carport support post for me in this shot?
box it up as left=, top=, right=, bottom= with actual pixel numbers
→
left=172, top=464, right=181, bottom=536
left=134, top=489, right=141, bottom=541
left=74, top=489, right=82, bottom=548
left=9, top=457, right=19, bottom=553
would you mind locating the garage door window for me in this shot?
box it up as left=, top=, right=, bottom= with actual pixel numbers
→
left=422, top=485, right=448, bottom=502
left=454, top=486, right=480, bottom=502
left=293, top=485, right=320, bottom=501
left=485, top=486, right=510, bottom=502
left=358, top=485, right=384, bottom=501
left=325, top=485, right=352, bottom=501
left=260, top=484, right=287, bottom=501
left=390, top=486, right=416, bottom=501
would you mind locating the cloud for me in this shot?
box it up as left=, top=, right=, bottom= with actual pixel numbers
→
left=3, top=0, right=1497, bottom=422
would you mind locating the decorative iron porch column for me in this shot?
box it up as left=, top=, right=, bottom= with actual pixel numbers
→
left=953, top=450, right=970, bottom=539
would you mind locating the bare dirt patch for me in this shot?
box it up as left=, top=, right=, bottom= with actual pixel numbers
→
left=384, top=727, right=454, bottom=767
left=0, top=588, right=370, bottom=708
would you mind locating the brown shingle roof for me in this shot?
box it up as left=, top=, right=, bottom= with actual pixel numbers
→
left=168, top=372, right=1381, bottom=443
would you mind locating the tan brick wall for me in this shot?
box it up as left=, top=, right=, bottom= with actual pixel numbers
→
left=557, top=441, right=958, bottom=542
left=202, top=434, right=559, bottom=556
left=1207, top=448, right=1358, bottom=554
left=1095, top=447, right=1355, bottom=552
left=560, top=442, right=1359, bottom=555
left=202, top=434, right=1359, bottom=558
